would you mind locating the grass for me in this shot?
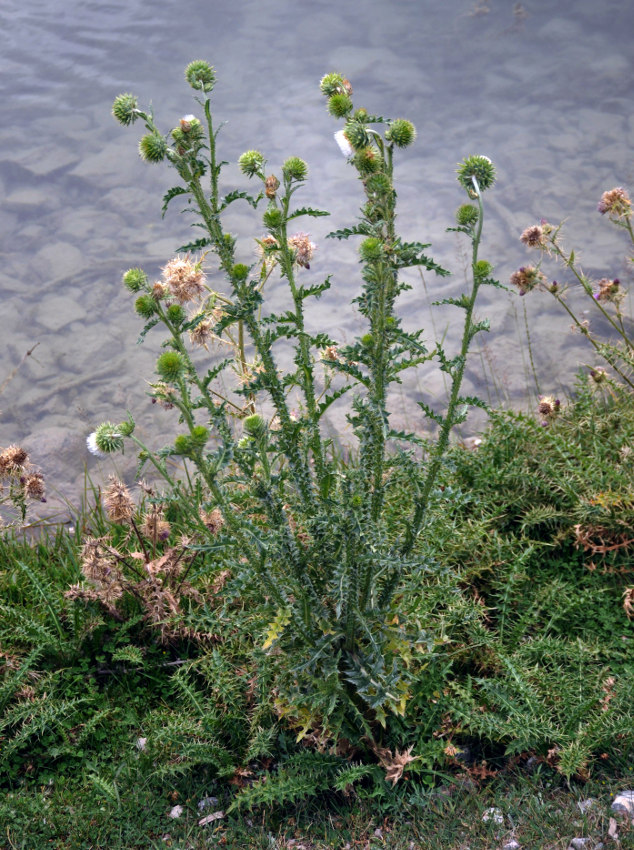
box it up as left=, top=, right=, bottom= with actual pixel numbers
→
left=1, top=380, right=633, bottom=848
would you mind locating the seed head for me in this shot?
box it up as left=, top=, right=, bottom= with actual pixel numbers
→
left=104, top=476, right=135, bottom=524
left=23, top=472, right=45, bottom=501
left=520, top=224, right=546, bottom=248
left=162, top=256, right=206, bottom=303
left=598, top=186, right=631, bottom=217
left=594, top=277, right=625, bottom=305
left=509, top=265, right=545, bottom=296
left=0, top=445, right=29, bottom=473
left=200, top=507, right=224, bottom=534
left=287, top=233, right=316, bottom=269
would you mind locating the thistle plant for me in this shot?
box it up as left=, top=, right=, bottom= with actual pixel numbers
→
left=98, top=63, right=499, bottom=761
left=512, top=186, right=634, bottom=390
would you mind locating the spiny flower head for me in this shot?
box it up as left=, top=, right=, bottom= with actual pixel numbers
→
left=287, top=233, right=316, bottom=269
left=162, top=255, right=206, bottom=303
left=457, top=155, right=496, bottom=196
left=88, top=423, right=124, bottom=456
left=104, top=476, right=135, bottom=524
left=112, top=93, right=139, bottom=126
left=239, top=150, right=265, bottom=178
left=138, top=132, right=168, bottom=163
left=520, top=224, right=546, bottom=248
left=0, top=445, right=29, bottom=473
left=538, top=395, right=561, bottom=426
left=594, top=277, right=625, bottom=305
left=156, top=351, right=185, bottom=382
left=142, top=505, right=171, bottom=542
left=343, top=120, right=371, bottom=151
left=200, top=507, right=224, bottom=534
left=185, top=60, right=215, bottom=92
left=509, top=265, right=545, bottom=296
left=265, top=175, right=280, bottom=199
left=320, top=73, right=352, bottom=97
left=23, top=472, right=45, bottom=501
left=385, top=119, right=416, bottom=148
left=455, top=204, right=479, bottom=227
left=123, top=268, right=148, bottom=293
left=598, top=186, right=631, bottom=218
left=282, top=156, right=308, bottom=182
left=328, top=93, right=353, bottom=118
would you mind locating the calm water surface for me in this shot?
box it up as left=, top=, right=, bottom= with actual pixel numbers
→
left=1, top=0, right=632, bottom=512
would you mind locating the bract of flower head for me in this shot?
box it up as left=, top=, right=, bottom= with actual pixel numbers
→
left=287, top=233, right=316, bottom=269
left=161, top=255, right=206, bottom=303
left=597, top=186, right=631, bottom=217
left=334, top=130, right=354, bottom=158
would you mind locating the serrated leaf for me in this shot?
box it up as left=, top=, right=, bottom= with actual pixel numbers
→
left=161, top=186, right=188, bottom=217
left=219, top=189, right=262, bottom=210
left=432, top=295, right=471, bottom=309
left=326, top=223, right=372, bottom=240
left=175, top=236, right=213, bottom=253
left=137, top=318, right=160, bottom=344
left=287, top=206, right=330, bottom=220
left=417, top=401, right=445, bottom=427
left=316, top=386, right=352, bottom=418
left=297, top=277, right=332, bottom=300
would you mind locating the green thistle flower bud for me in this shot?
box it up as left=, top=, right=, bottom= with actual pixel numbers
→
left=139, top=133, right=168, bottom=163
left=239, top=150, right=265, bottom=178
left=351, top=494, right=363, bottom=508
left=457, top=155, right=496, bottom=196
left=263, top=207, right=283, bottom=229
left=112, top=93, right=139, bottom=126
left=135, top=294, right=157, bottom=318
left=156, top=351, right=184, bottom=382
left=354, top=147, right=382, bottom=176
left=455, top=205, right=479, bottom=227
left=190, top=425, right=209, bottom=448
left=123, top=268, right=148, bottom=292
left=282, top=156, right=308, bottom=181
left=166, top=303, right=186, bottom=324
left=360, top=333, right=374, bottom=347
left=359, top=237, right=383, bottom=262
left=237, top=436, right=251, bottom=449
left=174, top=435, right=191, bottom=455
left=474, top=260, right=493, bottom=280
left=343, top=120, right=371, bottom=151
left=243, top=414, right=266, bottom=438
left=185, top=60, right=215, bottom=92
left=328, top=93, right=353, bottom=118
left=95, top=422, right=124, bottom=454
left=117, top=419, right=135, bottom=438
left=365, top=173, right=392, bottom=196
left=231, top=264, right=250, bottom=281
left=320, top=72, right=346, bottom=97
left=385, top=119, right=416, bottom=148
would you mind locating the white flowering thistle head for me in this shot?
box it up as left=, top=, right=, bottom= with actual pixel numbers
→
left=87, top=422, right=125, bottom=457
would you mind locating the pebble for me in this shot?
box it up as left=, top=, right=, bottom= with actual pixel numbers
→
left=502, top=841, right=521, bottom=850
left=482, top=807, right=504, bottom=825
left=167, top=804, right=183, bottom=819
left=611, top=789, right=634, bottom=818
left=577, top=798, right=598, bottom=814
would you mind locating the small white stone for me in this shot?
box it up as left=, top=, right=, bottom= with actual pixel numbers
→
left=503, top=841, right=521, bottom=850
left=168, top=804, right=183, bottom=819
left=197, top=795, right=218, bottom=811
left=482, top=807, right=504, bottom=825
left=135, top=737, right=147, bottom=751
left=612, top=790, right=634, bottom=817
left=577, top=798, right=598, bottom=814
left=568, top=839, right=594, bottom=850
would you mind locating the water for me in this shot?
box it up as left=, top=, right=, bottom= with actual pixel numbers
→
left=1, top=0, right=632, bottom=515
